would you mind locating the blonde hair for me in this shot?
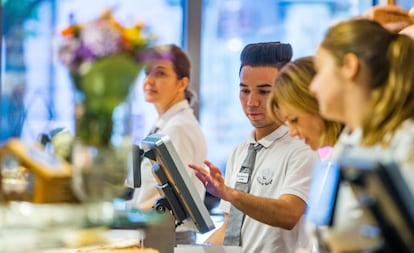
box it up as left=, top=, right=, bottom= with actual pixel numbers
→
left=321, top=19, right=414, bottom=146
left=268, top=56, right=343, bottom=147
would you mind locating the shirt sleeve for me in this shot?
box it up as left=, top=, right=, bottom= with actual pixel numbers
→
left=280, top=144, right=320, bottom=204
left=389, top=122, right=414, bottom=194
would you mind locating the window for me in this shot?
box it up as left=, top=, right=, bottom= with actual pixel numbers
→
left=2, top=0, right=413, bottom=167
left=1, top=0, right=184, bottom=144
left=199, top=0, right=373, bottom=169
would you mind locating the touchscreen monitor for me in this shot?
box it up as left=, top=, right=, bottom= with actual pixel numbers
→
left=341, top=160, right=414, bottom=252
left=141, top=134, right=215, bottom=234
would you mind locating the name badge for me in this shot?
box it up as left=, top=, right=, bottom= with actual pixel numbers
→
left=236, top=172, right=249, bottom=183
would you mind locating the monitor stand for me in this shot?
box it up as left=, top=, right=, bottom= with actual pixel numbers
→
left=144, top=210, right=176, bottom=253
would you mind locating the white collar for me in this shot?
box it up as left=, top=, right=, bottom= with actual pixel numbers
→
left=248, top=125, right=289, bottom=149
left=153, top=100, right=192, bottom=130
left=338, top=126, right=362, bottom=146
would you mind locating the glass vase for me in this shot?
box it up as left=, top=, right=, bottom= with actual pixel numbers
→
left=69, top=54, right=141, bottom=202
left=71, top=138, right=131, bottom=202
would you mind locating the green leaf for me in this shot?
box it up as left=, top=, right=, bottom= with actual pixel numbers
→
left=71, top=54, right=142, bottom=147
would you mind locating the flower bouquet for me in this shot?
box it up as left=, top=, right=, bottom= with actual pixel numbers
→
left=59, top=9, right=152, bottom=147
left=58, top=10, right=153, bottom=201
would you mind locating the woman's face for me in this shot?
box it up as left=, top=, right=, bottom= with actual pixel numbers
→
left=310, top=47, right=347, bottom=123
left=278, top=103, right=325, bottom=150
left=143, top=59, right=187, bottom=113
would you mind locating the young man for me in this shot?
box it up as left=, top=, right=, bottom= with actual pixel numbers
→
left=189, top=42, right=318, bottom=252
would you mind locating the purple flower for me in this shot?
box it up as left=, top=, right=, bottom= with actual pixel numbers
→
left=80, top=20, right=122, bottom=58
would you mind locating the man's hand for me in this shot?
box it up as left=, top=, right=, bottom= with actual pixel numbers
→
left=188, top=160, right=230, bottom=200
left=190, top=161, right=307, bottom=229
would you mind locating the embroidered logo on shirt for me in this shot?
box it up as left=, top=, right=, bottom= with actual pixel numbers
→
left=257, top=168, right=273, bottom=185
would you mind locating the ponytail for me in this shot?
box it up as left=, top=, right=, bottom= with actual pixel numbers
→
left=185, top=88, right=198, bottom=110
left=362, top=34, right=414, bottom=145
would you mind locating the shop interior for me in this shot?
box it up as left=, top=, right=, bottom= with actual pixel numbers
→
left=1, top=0, right=414, bottom=252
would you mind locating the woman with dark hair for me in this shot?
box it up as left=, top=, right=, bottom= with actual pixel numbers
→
left=127, top=44, right=207, bottom=244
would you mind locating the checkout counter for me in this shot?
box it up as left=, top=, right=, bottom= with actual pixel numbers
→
left=0, top=193, right=238, bottom=253
left=0, top=138, right=242, bottom=253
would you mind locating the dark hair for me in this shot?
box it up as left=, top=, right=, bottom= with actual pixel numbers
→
left=144, top=44, right=197, bottom=106
left=240, top=42, right=293, bottom=72
left=144, top=44, right=191, bottom=79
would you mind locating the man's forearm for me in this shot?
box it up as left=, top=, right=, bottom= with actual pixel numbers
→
left=226, top=189, right=306, bottom=230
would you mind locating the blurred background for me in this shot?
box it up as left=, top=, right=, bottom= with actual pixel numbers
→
left=1, top=0, right=414, bottom=172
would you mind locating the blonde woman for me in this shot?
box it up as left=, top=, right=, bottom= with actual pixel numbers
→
left=268, top=56, right=342, bottom=153
left=268, top=56, right=343, bottom=253
left=310, top=19, right=414, bottom=252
